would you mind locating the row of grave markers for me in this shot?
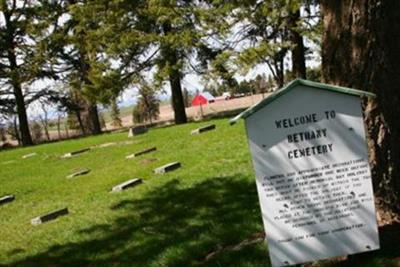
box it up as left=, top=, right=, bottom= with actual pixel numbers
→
left=1, top=123, right=216, bottom=225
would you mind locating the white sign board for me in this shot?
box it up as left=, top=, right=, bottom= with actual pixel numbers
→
left=245, top=86, right=379, bottom=267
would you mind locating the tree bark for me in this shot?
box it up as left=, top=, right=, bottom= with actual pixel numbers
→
left=272, top=55, right=285, bottom=88
left=75, top=110, right=86, bottom=135
left=162, top=23, right=187, bottom=124
left=321, top=0, right=400, bottom=208
left=77, top=44, right=102, bottom=135
left=87, top=103, right=102, bottom=134
left=2, top=1, right=33, bottom=146
left=169, top=65, right=188, bottom=124
left=288, top=8, right=307, bottom=79
left=11, top=74, right=33, bottom=146
left=267, top=47, right=286, bottom=89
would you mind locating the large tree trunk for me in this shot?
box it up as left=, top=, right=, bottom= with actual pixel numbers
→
left=267, top=47, right=286, bottom=89
left=12, top=80, right=33, bottom=146
left=11, top=86, right=31, bottom=146
left=322, top=1, right=400, bottom=209
left=169, top=67, right=188, bottom=124
left=8, top=46, right=33, bottom=146
left=87, top=103, right=102, bottom=134
left=288, top=8, right=307, bottom=79
left=162, top=23, right=187, bottom=124
left=3, top=1, right=33, bottom=146
left=75, top=110, right=86, bottom=135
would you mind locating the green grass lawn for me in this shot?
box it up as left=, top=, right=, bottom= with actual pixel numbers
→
left=0, top=119, right=267, bottom=267
left=0, top=119, right=398, bottom=267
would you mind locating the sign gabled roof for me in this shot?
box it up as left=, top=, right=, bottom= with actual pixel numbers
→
left=230, top=79, right=376, bottom=125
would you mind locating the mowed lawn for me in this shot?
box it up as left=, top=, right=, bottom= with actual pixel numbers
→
left=0, top=119, right=268, bottom=267
left=0, top=119, right=398, bottom=267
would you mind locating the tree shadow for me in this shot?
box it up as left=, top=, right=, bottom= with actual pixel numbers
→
left=7, top=175, right=270, bottom=267
left=312, top=222, right=400, bottom=267
left=338, top=222, right=400, bottom=267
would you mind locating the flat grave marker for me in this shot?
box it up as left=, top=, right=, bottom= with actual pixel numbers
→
left=31, top=208, right=69, bottom=225
left=119, top=140, right=138, bottom=146
left=128, top=125, right=148, bottom=137
left=67, top=168, right=91, bottom=178
left=126, top=147, right=157, bottom=159
left=191, top=124, right=216, bottom=135
left=0, top=195, right=15, bottom=205
left=61, top=148, right=90, bottom=158
left=111, top=178, right=142, bottom=192
left=1, top=160, right=15, bottom=165
left=96, top=142, right=117, bottom=148
left=231, top=79, right=379, bottom=267
left=22, top=153, right=37, bottom=159
left=154, top=162, right=181, bottom=174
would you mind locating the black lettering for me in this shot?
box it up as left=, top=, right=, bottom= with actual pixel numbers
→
left=312, top=113, right=317, bottom=122
left=283, top=119, right=288, bottom=128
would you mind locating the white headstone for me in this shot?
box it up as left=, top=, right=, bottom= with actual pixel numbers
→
left=0, top=195, right=15, bottom=205
left=1, top=160, right=15, bottom=165
left=22, top=153, right=37, bottom=159
left=191, top=124, right=216, bottom=135
left=112, top=178, right=142, bottom=192
left=31, top=208, right=69, bottom=225
left=66, top=169, right=91, bottom=178
left=126, top=147, right=157, bottom=159
left=128, top=126, right=148, bottom=137
left=97, top=142, right=117, bottom=148
left=241, top=83, right=379, bottom=266
left=154, top=162, right=181, bottom=174
left=61, top=148, right=90, bottom=158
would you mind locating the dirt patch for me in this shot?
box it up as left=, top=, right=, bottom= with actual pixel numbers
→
left=202, top=232, right=265, bottom=263
left=139, top=158, right=158, bottom=165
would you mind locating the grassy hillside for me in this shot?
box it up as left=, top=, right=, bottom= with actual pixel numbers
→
left=0, top=119, right=268, bottom=267
left=0, top=119, right=397, bottom=267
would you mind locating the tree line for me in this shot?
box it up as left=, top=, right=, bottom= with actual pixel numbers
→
left=0, top=1, right=398, bottom=207
left=0, top=0, right=320, bottom=145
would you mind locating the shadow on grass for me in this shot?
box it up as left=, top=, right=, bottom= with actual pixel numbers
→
left=7, top=175, right=269, bottom=267
left=338, top=222, right=400, bottom=267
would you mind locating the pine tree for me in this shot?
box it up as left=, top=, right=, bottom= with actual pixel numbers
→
left=207, top=1, right=319, bottom=88
left=0, top=1, right=48, bottom=145
left=134, top=83, right=160, bottom=125
left=115, top=0, right=222, bottom=124
left=110, top=98, right=122, bottom=128
left=43, top=0, right=107, bottom=135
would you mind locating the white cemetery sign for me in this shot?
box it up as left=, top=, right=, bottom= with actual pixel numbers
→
left=231, top=79, right=380, bottom=267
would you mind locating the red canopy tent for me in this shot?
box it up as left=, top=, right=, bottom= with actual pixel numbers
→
left=191, top=92, right=215, bottom=106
